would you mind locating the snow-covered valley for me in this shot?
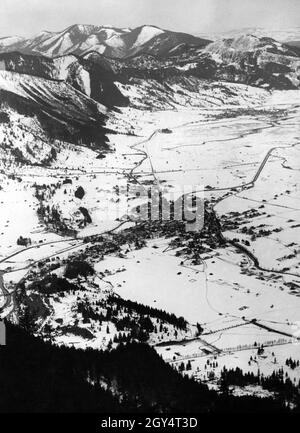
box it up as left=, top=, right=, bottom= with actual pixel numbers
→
left=0, top=16, right=299, bottom=410
left=1, top=83, right=300, bottom=401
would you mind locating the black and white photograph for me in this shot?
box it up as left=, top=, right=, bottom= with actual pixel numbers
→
left=0, top=0, right=300, bottom=421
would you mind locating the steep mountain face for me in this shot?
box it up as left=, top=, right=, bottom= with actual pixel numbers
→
left=0, top=52, right=74, bottom=80
left=0, top=52, right=129, bottom=107
left=0, top=24, right=211, bottom=58
left=0, top=70, right=110, bottom=161
left=67, top=55, right=129, bottom=107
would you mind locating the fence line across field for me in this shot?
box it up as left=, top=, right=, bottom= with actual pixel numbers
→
left=165, top=338, right=296, bottom=363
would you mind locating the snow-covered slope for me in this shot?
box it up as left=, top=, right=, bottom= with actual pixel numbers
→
left=0, top=70, right=110, bottom=151
left=0, top=24, right=210, bottom=58
left=0, top=51, right=129, bottom=107
left=115, top=77, right=268, bottom=110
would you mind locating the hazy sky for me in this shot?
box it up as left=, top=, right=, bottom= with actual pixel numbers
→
left=1, top=0, right=299, bottom=38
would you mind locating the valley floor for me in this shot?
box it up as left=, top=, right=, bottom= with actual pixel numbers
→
left=1, top=87, right=300, bottom=398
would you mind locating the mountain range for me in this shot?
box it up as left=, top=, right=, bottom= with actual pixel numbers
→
left=0, top=24, right=210, bottom=58
left=0, top=24, right=299, bottom=164
left=197, top=26, right=300, bottom=44
left=1, top=25, right=299, bottom=92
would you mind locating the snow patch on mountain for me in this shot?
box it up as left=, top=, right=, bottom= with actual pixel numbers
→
left=105, top=35, right=125, bottom=49
left=132, top=26, right=165, bottom=48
